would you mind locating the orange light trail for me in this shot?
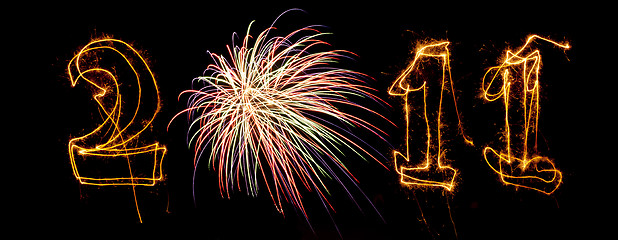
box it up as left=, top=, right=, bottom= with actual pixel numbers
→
left=389, top=41, right=471, bottom=191
left=66, top=38, right=167, bottom=222
left=482, top=35, right=569, bottom=195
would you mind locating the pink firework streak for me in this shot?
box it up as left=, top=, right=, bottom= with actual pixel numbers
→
left=170, top=10, right=392, bottom=229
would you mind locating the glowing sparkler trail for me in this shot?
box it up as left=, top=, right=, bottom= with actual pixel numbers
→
left=389, top=41, right=471, bottom=191
left=170, top=13, right=390, bottom=224
left=67, top=38, right=167, bottom=222
left=482, top=35, right=569, bottom=194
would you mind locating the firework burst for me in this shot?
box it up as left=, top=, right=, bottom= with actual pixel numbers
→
left=171, top=11, right=390, bottom=226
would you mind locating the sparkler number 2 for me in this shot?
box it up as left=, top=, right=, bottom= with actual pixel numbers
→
left=67, top=38, right=166, bottom=187
left=67, top=38, right=167, bottom=222
left=389, top=42, right=471, bottom=191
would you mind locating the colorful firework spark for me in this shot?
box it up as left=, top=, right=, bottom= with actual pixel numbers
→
left=170, top=12, right=390, bottom=226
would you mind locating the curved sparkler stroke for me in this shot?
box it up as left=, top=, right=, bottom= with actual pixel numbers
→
left=170, top=13, right=391, bottom=225
left=482, top=35, right=569, bottom=195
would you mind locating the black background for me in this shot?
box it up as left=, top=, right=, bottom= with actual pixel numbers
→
left=14, top=1, right=609, bottom=239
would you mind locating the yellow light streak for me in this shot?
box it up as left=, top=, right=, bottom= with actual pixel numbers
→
left=389, top=41, right=471, bottom=191
left=66, top=38, right=167, bottom=222
left=482, top=35, right=569, bottom=195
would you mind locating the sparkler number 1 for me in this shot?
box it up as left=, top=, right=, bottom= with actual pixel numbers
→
left=482, top=35, right=568, bottom=194
left=389, top=42, right=471, bottom=191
